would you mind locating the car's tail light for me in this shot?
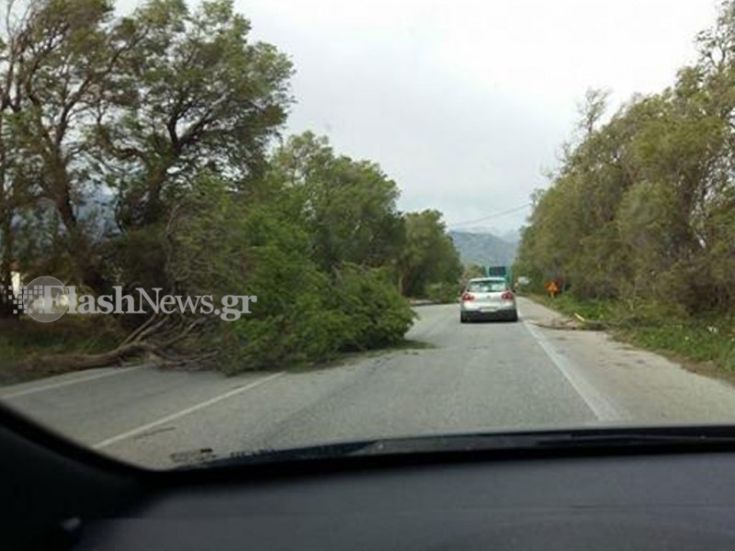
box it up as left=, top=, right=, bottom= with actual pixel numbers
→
left=501, top=291, right=514, bottom=301
left=461, top=292, right=475, bottom=302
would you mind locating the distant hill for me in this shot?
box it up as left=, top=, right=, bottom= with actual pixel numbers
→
left=449, top=230, right=518, bottom=267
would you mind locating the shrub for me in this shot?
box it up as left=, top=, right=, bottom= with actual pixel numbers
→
left=220, top=264, right=415, bottom=373
left=219, top=244, right=350, bottom=373
left=332, top=264, right=416, bottom=351
left=426, top=282, right=460, bottom=304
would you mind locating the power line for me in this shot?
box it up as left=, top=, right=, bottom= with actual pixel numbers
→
left=447, top=203, right=531, bottom=228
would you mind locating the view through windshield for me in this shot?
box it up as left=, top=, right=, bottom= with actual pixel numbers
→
left=2, top=0, right=735, bottom=469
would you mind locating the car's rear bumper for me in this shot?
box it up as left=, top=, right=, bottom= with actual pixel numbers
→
left=462, top=310, right=517, bottom=321
left=461, top=303, right=517, bottom=321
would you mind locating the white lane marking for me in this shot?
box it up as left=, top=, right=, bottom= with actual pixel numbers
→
left=93, top=372, right=285, bottom=450
left=0, top=365, right=148, bottom=400
left=523, top=321, right=625, bottom=422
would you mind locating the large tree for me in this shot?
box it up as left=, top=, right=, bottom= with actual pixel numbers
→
left=268, top=132, right=405, bottom=273
left=99, top=0, right=293, bottom=231
left=397, top=209, right=462, bottom=297
left=0, top=0, right=31, bottom=318
left=10, top=0, right=139, bottom=290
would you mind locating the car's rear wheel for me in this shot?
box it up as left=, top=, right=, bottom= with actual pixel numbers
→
left=508, top=310, right=519, bottom=322
left=460, top=313, right=469, bottom=323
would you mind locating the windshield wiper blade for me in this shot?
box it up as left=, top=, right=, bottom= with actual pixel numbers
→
left=531, top=431, right=735, bottom=448
left=181, top=441, right=378, bottom=468
left=189, top=427, right=735, bottom=469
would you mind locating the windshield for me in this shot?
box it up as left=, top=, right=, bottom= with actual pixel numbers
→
left=2, top=0, right=735, bottom=470
left=468, top=281, right=507, bottom=293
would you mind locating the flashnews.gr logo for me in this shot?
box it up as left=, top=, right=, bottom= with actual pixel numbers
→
left=1, top=276, right=257, bottom=323
left=0, top=276, right=258, bottom=323
left=2, top=276, right=68, bottom=323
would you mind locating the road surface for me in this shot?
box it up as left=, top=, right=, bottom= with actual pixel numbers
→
left=4, top=297, right=735, bottom=468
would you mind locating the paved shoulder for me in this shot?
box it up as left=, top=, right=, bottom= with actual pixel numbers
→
left=518, top=297, right=735, bottom=424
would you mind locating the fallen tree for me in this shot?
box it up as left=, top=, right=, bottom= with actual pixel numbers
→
left=20, top=314, right=215, bottom=373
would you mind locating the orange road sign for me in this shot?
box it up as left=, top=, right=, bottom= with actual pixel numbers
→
left=545, top=280, right=559, bottom=297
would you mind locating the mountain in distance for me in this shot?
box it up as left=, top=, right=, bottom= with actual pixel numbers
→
left=449, top=229, right=518, bottom=267
left=452, top=225, right=520, bottom=243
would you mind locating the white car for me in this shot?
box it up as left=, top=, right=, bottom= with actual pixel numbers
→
left=460, top=277, right=518, bottom=323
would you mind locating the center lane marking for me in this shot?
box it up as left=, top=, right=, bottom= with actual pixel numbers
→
left=93, top=371, right=285, bottom=449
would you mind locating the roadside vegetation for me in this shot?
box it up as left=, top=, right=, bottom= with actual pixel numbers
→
left=516, top=1, right=735, bottom=375
left=0, top=0, right=461, bottom=378
left=532, top=294, right=735, bottom=374
left=0, top=318, right=124, bottom=384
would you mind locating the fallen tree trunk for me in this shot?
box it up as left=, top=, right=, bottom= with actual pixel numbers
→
left=21, top=342, right=156, bottom=373
left=21, top=315, right=214, bottom=374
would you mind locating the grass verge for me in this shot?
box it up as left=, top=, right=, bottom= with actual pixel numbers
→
left=0, top=316, right=124, bottom=385
left=531, top=293, right=735, bottom=375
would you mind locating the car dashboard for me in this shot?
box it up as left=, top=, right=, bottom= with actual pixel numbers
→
left=5, top=407, right=735, bottom=551
left=75, top=452, right=735, bottom=550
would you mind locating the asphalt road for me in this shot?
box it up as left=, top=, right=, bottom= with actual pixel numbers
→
left=5, top=297, right=735, bottom=468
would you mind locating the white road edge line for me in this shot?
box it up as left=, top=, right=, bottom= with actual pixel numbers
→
left=523, top=320, right=626, bottom=422
left=1, top=365, right=148, bottom=400
left=93, top=371, right=286, bottom=450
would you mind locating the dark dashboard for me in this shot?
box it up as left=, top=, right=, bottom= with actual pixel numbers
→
left=5, top=405, right=735, bottom=551
left=77, top=454, right=735, bottom=550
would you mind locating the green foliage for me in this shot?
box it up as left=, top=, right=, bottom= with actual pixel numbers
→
left=268, top=132, right=405, bottom=273
left=426, top=281, right=460, bottom=304
left=463, top=264, right=486, bottom=280
left=156, top=172, right=415, bottom=374
left=0, top=0, right=446, bottom=374
left=0, top=317, right=123, bottom=383
left=332, top=265, right=416, bottom=350
left=517, top=0, right=735, bottom=316
left=398, top=209, right=462, bottom=297
left=144, top=172, right=341, bottom=372
left=219, top=262, right=415, bottom=373
left=0, top=0, right=294, bottom=302
left=222, top=258, right=346, bottom=373
left=106, top=0, right=294, bottom=229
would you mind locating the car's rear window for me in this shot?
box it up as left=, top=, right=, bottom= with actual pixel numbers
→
left=468, top=281, right=506, bottom=293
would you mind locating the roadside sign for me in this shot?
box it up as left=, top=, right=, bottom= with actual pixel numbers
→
left=545, top=280, right=559, bottom=297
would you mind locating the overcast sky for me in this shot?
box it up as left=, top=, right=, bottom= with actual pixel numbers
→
left=114, top=1, right=709, bottom=234
left=232, top=0, right=718, bottom=234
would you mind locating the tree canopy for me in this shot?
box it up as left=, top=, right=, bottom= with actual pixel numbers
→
left=0, top=0, right=462, bottom=372
left=516, top=0, right=735, bottom=314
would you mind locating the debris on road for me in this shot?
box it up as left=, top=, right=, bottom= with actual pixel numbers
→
left=531, top=313, right=606, bottom=332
